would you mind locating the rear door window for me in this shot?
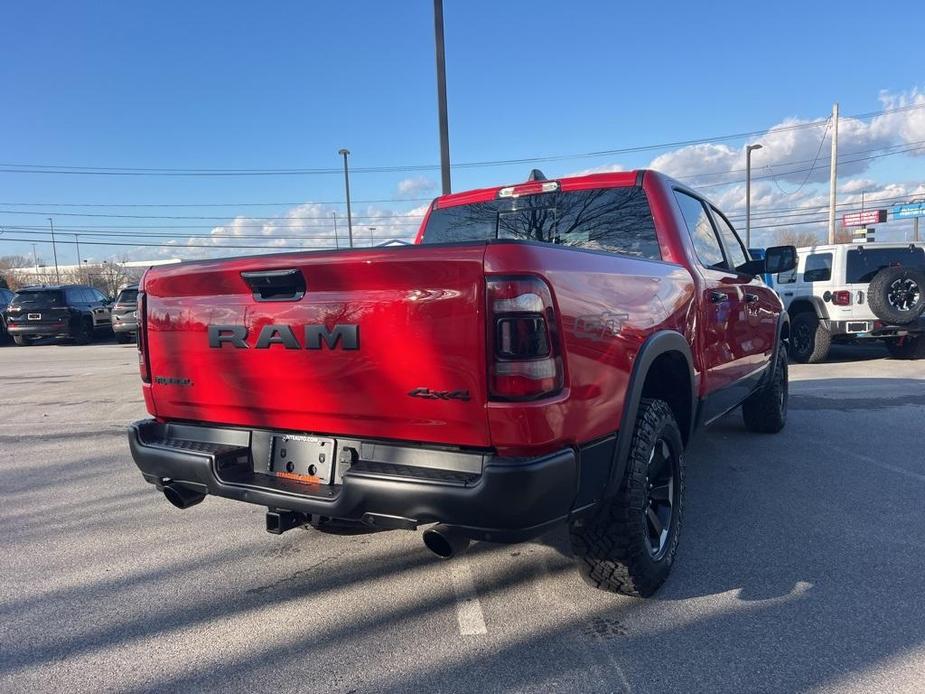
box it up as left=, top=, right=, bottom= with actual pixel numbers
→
left=803, top=253, right=833, bottom=282
left=845, top=247, right=925, bottom=283
left=674, top=191, right=726, bottom=269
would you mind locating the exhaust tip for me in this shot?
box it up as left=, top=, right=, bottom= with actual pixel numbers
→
left=423, top=524, right=470, bottom=559
left=163, top=483, right=205, bottom=510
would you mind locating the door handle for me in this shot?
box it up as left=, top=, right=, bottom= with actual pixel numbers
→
left=710, top=291, right=728, bottom=304
left=744, top=293, right=759, bottom=304
left=241, top=269, right=306, bottom=302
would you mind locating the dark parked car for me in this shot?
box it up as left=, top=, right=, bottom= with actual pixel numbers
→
left=4, top=285, right=112, bottom=345
left=111, top=284, right=139, bottom=343
left=0, top=287, right=14, bottom=342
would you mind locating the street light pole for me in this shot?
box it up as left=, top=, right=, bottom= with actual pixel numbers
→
left=338, top=149, right=354, bottom=248
left=433, top=0, right=451, bottom=194
left=48, top=217, right=60, bottom=283
left=745, top=143, right=763, bottom=249
left=827, top=102, right=839, bottom=244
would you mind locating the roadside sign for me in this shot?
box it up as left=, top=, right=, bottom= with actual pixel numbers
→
left=843, top=209, right=887, bottom=227
left=851, top=227, right=875, bottom=243
left=894, top=202, right=925, bottom=219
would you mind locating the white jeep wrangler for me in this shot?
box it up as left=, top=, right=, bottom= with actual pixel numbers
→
left=776, top=242, right=925, bottom=362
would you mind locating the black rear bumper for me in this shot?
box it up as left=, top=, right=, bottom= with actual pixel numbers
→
left=128, top=419, right=601, bottom=542
left=7, top=324, right=71, bottom=337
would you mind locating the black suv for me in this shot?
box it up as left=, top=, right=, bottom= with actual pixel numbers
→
left=5, top=285, right=112, bottom=345
left=110, top=284, right=139, bottom=343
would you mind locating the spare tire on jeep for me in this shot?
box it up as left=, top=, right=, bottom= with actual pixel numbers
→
left=868, top=266, right=925, bottom=325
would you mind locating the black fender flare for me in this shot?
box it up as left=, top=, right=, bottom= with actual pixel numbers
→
left=788, top=296, right=828, bottom=320
left=605, top=330, right=696, bottom=498
left=767, top=311, right=790, bottom=383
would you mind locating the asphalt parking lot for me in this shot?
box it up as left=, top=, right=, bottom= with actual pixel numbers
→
left=1, top=339, right=924, bottom=693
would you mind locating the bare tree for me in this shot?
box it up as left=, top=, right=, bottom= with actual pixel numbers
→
left=773, top=229, right=822, bottom=248
left=0, top=255, right=34, bottom=270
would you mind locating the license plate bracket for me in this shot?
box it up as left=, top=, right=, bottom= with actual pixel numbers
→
left=267, top=435, right=335, bottom=485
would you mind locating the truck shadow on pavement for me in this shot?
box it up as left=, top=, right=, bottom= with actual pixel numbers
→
left=3, top=370, right=924, bottom=692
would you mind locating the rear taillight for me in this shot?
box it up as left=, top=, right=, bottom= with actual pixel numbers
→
left=136, top=291, right=150, bottom=383
left=833, top=290, right=851, bottom=306
left=487, top=276, right=563, bottom=401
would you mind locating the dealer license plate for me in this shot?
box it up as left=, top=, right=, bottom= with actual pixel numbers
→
left=267, top=434, right=335, bottom=485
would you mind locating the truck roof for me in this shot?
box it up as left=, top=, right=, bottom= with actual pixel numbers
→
left=432, top=170, right=647, bottom=210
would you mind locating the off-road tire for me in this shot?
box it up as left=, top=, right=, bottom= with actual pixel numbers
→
left=885, top=336, right=925, bottom=360
left=868, top=266, right=925, bottom=325
left=569, top=398, right=684, bottom=597
left=788, top=312, right=831, bottom=363
left=742, top=344, right=788, bottom=432
left=12, top=335, right=36, bottom=346
left=73, top=318, right=94, bottom=345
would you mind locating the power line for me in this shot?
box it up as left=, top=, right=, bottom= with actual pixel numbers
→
left=0, top=208, right=425, bottom=221
left=0, top=197, right=433, bottom=208
left=694, top=142, right=925, bottom=190
left=0, top=235, right=411, bottom=251
left=2, top=103, right=921, bottom=177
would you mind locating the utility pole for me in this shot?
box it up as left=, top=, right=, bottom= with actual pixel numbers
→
left=338, top=149, right=354, bottom=248
left=915, top=216, right=920, bottom=242
left=433, top=0, right=451, bottom=194
left=48, top=217, right=60, bottom=283
left=332, top=212, right=339, bottom=249
left=73, top=234, right=82, bottom=277
left=31, top=243, right=38, bottom=271
left=745, top=143, right=763, bottom=248
left=827, top=102, right=839, bottom=244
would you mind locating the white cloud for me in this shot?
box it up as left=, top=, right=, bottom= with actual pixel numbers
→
left=395, top=176, right=436, bottom=197
left=564, top=163, right=625, bottom=177
left=647, top=87, right=925, bottom=189
left=118, top=86, right=925, bottom=262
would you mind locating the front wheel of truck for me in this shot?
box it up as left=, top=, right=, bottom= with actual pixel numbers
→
left=569, top=398, right=684, bottom=598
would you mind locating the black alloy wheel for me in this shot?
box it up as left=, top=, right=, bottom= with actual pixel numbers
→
left=644, top=437, right=676, bottom=560
left=887, top=276, right=922, bottom=314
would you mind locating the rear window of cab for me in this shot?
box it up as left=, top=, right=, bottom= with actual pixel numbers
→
left=421, top=186, right=661, bottom=260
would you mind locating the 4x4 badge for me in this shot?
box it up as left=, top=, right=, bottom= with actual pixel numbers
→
left=408, top=387, right=470, bottom=401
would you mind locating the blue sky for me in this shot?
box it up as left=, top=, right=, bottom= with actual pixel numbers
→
left=1, top=0, right=924, bottom=264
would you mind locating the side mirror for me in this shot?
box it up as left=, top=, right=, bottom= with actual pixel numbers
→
left=764, top=245, right=797, bottom=274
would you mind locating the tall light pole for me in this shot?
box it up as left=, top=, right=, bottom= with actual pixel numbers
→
left=332, top=212, right=339, bottom=249
left=433, top=0, right=451, bottom=194
left=338, top=149, right=354, bottom=248
left=745, top=143, right=763, bottom=249
left=827, top=102, right=839, bottom=244
left=47, top=217, right=60, bottom=283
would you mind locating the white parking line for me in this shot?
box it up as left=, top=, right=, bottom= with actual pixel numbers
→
left=828, top=443, right=925, bottom=483
left=449, top=558, right=487, bottom=636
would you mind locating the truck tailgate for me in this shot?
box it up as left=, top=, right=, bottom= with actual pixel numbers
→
left=142, top=245, right=491, bottom=448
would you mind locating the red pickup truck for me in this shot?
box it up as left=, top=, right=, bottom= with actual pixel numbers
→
left=129, top=169, right=796, bottom=597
